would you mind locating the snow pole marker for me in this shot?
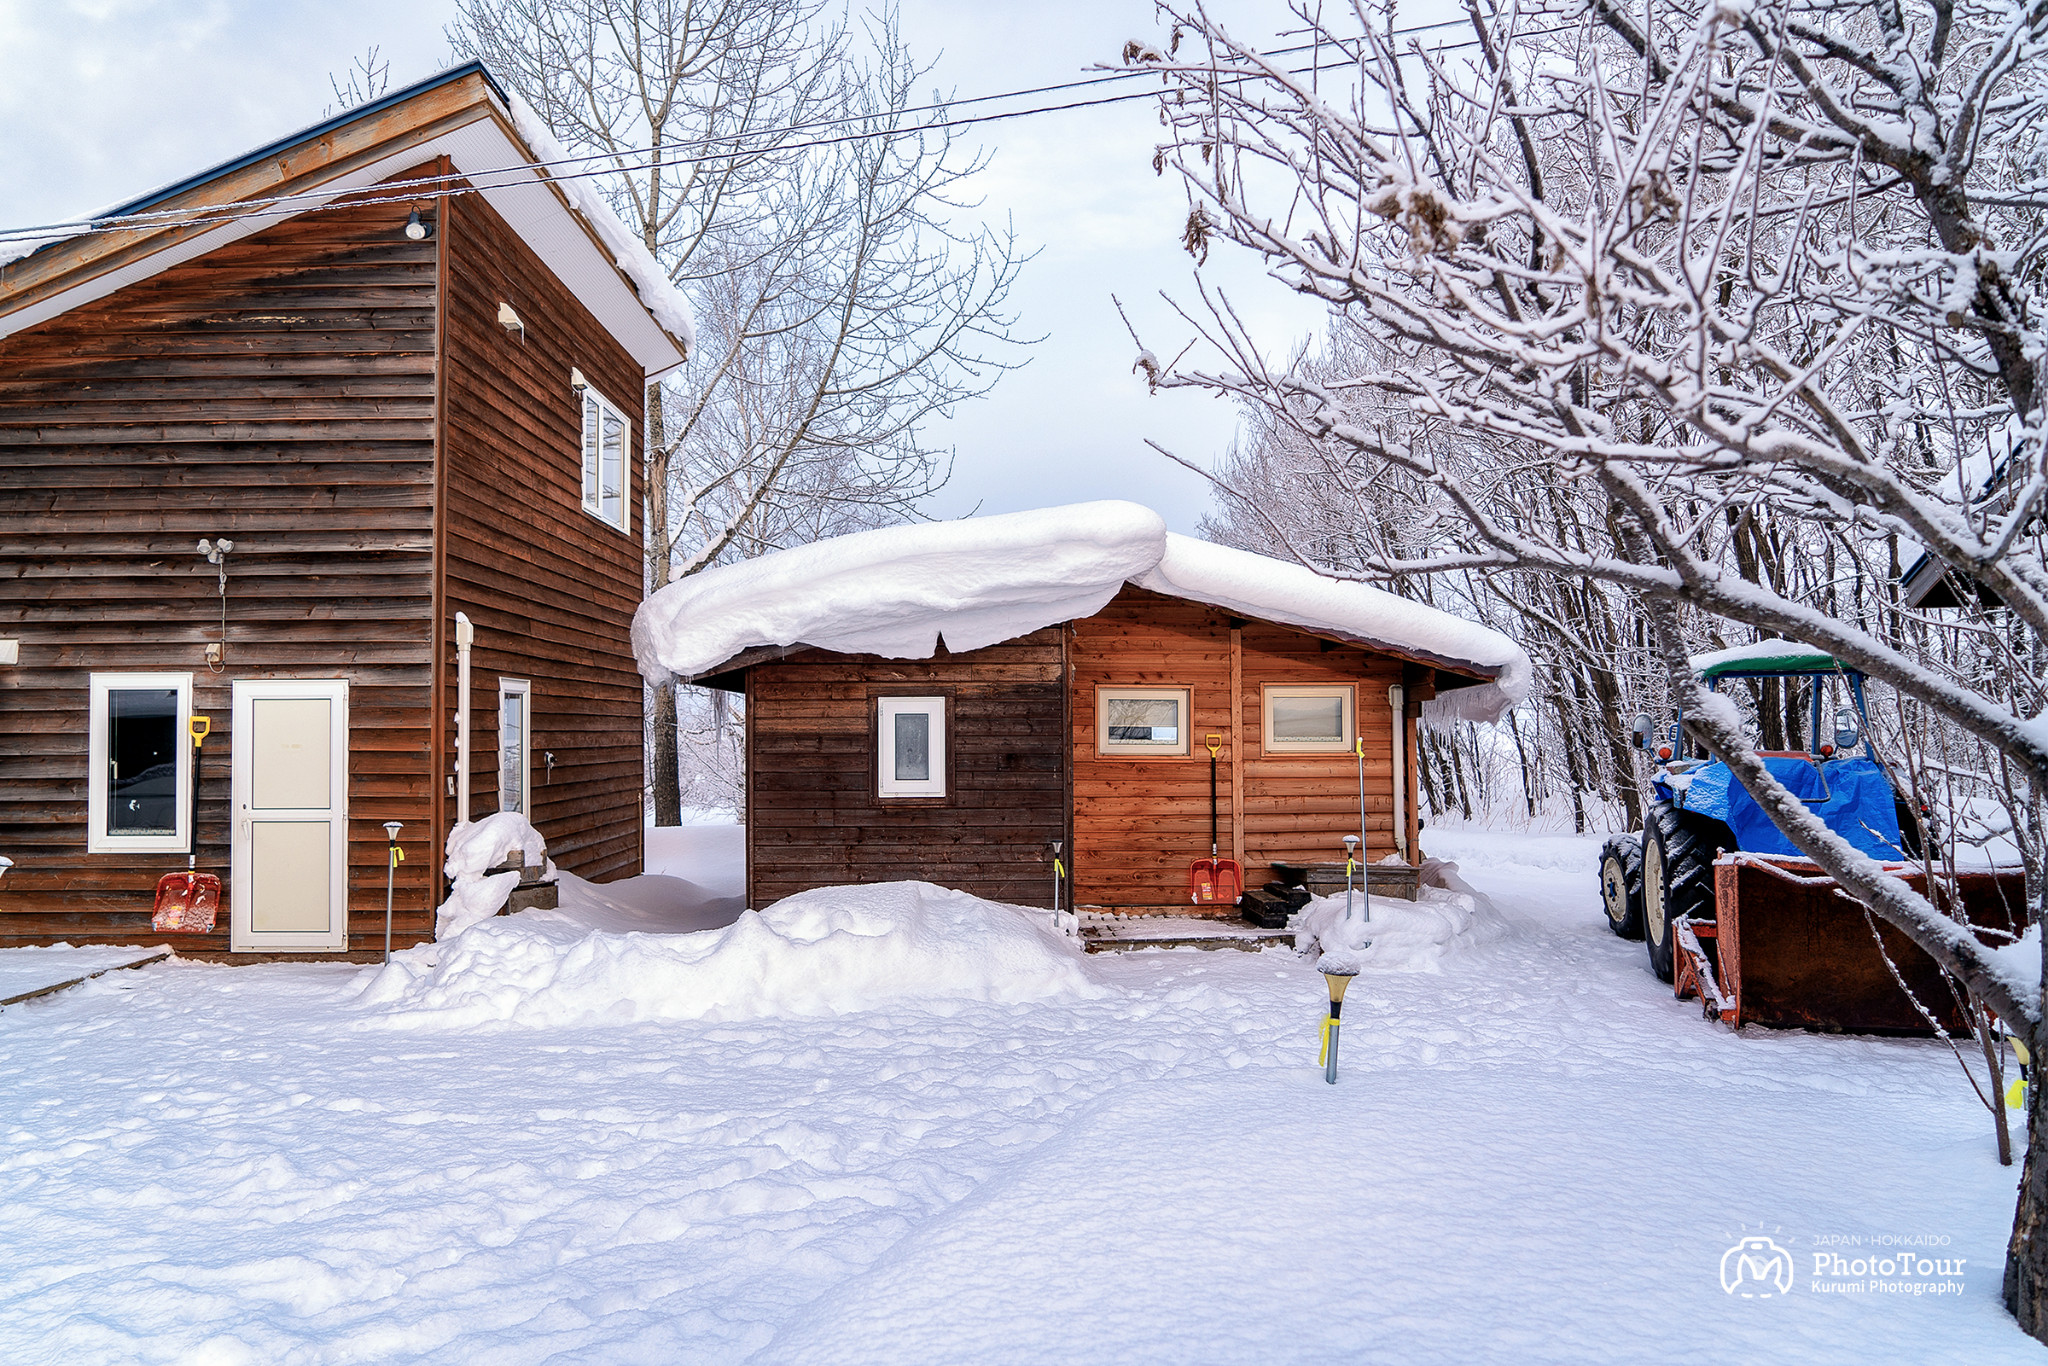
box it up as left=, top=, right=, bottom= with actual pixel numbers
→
left=382, top=822, right=404, bottom=963
left=1320, top=964, right=1358, bottom=1083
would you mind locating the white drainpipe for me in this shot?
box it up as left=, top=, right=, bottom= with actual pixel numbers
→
left=1389, top=684, right=1407, bottom=861
left=455, top=612, right=474, bottom=825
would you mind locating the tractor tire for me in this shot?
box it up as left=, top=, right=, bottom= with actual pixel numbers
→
left=1598, top=835, right=1644, bottom=940
left=1642, top=801, right=1727, bottom=983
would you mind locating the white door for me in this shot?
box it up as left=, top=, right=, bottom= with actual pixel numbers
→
left=231, top=678, right=349, bottom=952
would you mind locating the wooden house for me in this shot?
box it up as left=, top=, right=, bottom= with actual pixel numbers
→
left=0, top=64, right=691, bottom=955
left=632, top=504, right=1529, bottom=911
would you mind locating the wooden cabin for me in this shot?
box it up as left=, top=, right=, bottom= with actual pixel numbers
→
left=0, top=64, right=691, bottom=955
left=635, top=506, right=1528, bottom=911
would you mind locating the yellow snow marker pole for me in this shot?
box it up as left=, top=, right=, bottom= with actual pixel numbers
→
left=382, top=821, right=405, bottom=964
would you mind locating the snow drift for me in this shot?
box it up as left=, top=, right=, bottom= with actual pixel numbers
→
left=354, top=880, right=1103, bottom=1029
left=632, top=500, right=1529, bottom=723
left=1292, top=884, right=1503, bottom=975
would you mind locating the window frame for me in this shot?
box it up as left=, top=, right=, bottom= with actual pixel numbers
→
left=1262, top=683, right=1358, bottom=755
left=498, top=677, right=532, bottom=816
left=87, top=671, right=195, bottom=854
left=579, top=384, right=631, bottom=534
left=876, top=695, right=948, bottom=798
left=1095, top=686, right=1192, bottom=758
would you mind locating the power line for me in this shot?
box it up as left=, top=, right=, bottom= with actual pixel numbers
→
left=0, top=19, right=1571, bottom=249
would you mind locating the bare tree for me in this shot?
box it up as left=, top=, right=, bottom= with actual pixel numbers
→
left=452, top=0, right=1030, bottom=823
left=1127, top=0, right=2048, bottom=1330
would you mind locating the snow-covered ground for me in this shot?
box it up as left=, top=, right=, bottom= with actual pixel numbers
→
left=0, top=827, right=2039, bottom=1363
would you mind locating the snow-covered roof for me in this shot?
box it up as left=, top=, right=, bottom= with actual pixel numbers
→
left=632, top=501, right=1531, bottom=723
left=0, top=63, right=692, bottom=371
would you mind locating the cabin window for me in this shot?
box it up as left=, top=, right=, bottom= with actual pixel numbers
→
left=1263, top=683, right=1356, bottom=753
left=580, top=385, right=630, bottom=532
left=877, top=696, right=946, bottom=797
left=498, top=678, right=531, bottom=816
left=87, top=672, right=194, bottom=853
left=1096, top=687, right=1191, bottom=757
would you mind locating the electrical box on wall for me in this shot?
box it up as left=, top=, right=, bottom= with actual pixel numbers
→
left=0, top=639, right=18, bottom=666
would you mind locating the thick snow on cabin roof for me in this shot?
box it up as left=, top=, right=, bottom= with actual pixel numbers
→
left=632, top=501, right=1531, bottom=723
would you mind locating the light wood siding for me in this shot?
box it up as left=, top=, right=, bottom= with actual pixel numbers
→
left=745, top=633, right=1068, bottom=908
left=1070, top=586, right=1401, bottom=909
left=0, top=186, right=440, bottom=948
left=438, top=182, right=644, bottom=882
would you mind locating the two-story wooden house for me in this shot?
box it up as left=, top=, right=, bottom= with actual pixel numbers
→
left=0, top=64, right=690, bottom=955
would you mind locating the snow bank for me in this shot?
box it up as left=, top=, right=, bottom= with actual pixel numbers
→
left=356, top=880, right=1103, bottom=1029
left=1294, top=886, right=1502, bottom=975
left=503, top=94, right=695, bottom=352
left=633, top=502, right=1167, bottom=683
left=435, top=813, right=550, bottom=941
left=631, top=501, right=1528, bottom=722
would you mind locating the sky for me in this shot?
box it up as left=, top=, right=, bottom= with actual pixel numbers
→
left=0, top=0, right=1445, bottom=534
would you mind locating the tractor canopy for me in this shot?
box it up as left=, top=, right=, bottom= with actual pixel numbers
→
left=1658, top=755, right=1905, bottom=861
left=1690, top=640, right=1843, bottom=681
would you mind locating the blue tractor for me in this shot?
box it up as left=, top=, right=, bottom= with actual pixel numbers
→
left=1598, top=643, right=1921, bottom=983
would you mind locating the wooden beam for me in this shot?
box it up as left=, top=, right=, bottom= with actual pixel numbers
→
left=1229, top=626, right=1245, bottom=868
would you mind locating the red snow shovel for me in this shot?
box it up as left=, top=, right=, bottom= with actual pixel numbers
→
left=1190, top=734, right=1244, bottom=906
left=153, top=715, right=220, bottom=933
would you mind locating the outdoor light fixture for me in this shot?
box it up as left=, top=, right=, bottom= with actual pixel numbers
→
left=569, top=366, right=588, bottom=392
left=498, top=302, right=525, bottom=338
left=404, top=210, right=432, bottom=241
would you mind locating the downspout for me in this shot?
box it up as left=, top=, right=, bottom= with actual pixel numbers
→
left=455, top=611, right=474, bottom=825
left=1389, top=684, right=1407, bottom=861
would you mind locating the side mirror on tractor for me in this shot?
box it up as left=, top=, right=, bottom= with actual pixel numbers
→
left=1832, top=716, right=1860, bottom=755
left=1630, top=714, right=1652, bottom=751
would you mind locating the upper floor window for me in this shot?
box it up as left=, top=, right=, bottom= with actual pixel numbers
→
left=581, top=385, right=630, bottom=533
left=88, top=672, right=194, bottom=853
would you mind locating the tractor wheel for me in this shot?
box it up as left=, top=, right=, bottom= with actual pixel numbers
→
left=1642, top=801, right=1725, bottom=983
left=1598, top=835, right=1644, bottom=939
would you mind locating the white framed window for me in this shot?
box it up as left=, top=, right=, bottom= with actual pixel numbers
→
left=88, top=671, right=194, bottom=853
left=580, top=385, right=630, bottom=533
left=877, top=696, right=946, bottom=797
left=1263, top=683, right=1356, bottom=754
left=498, top=678, right=531, bottom=816
left=1096, top=686, right=1191, bottom=757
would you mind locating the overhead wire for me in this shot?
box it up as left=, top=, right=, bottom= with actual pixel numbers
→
left=0, top=18, right=1580, bottom=249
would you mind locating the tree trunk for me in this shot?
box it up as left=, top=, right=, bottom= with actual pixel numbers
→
left=2007, top=1035, right=2048, bottom=1332
left=645, top=378, right=683, bottom=826
left=651, top=678, right=682, bottom=827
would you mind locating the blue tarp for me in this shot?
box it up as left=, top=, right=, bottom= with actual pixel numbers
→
left=1662, top=756, right=1904, bottom=860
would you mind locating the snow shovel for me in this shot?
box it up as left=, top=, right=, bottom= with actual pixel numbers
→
left=152, top=715, right=220, bottom=933
left=1189, top=734, right=1243, bottom=906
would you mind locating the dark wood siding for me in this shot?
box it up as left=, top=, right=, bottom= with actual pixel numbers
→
left=1070, top=586, right=1402, bottom=909
left=437, top=182, right=645, bottom=882
left=0, top=185, right=441, bottom=948
left=745, top=632, right=1068, bottom=908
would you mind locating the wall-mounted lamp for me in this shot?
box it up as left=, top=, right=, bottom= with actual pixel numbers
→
left=498, top=302, right=525, bottom=341
left=198, top=538, right=234, bottom=670
left=569, top=367, right=588, bottom=393
left=404, top=210, right=433, bottom=242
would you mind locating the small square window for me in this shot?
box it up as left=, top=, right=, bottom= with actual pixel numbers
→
left=1263, top=684, right=1356, bottom=754
left=1096, top=687, right=1191, bottom=757
left=878, top=696, right=946, bottom=797
left=88, top=672, right=195, bottom=853
left=580, top=385, right=630, bottom=533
